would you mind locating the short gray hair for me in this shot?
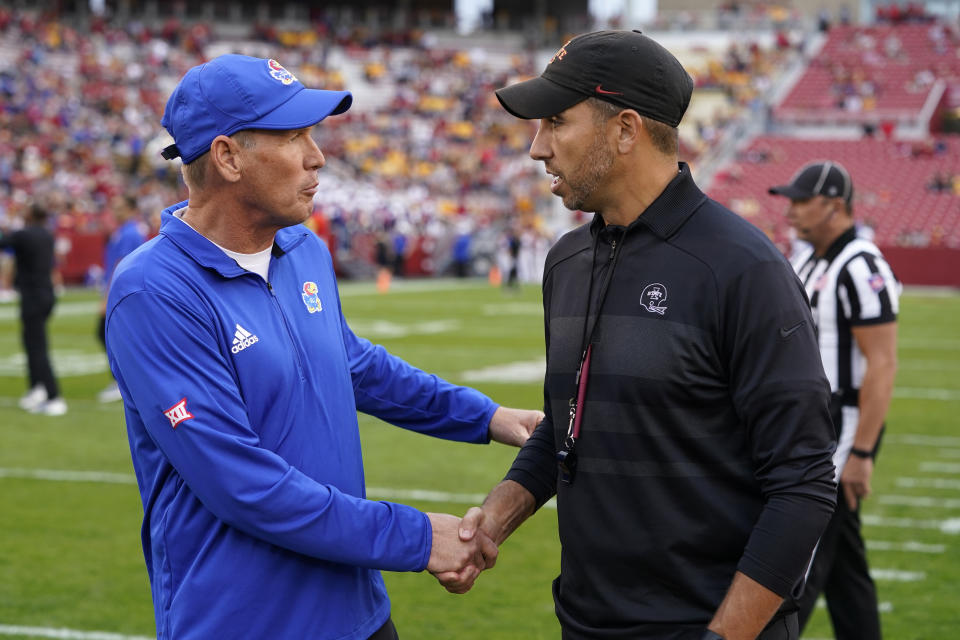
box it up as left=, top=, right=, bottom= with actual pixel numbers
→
left=182, top=130, right=258, bottom=190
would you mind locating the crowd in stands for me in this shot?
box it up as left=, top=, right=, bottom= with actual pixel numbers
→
left=0, top=8, right=193, bottom=265
left=1, top=5, right=786, bottom=283
left=779, top=15, right=960, bottom=120
left=874, top=2, right=938, bottom=25
left=1, top=5, right=956, bottom=287
left=0, top=7, right=567, bottom=282
left=708, top=135, right=960, bottom=252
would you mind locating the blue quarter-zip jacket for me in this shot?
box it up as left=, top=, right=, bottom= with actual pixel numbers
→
left=105, top=202, right=498, bottom=640
left=104, top=219, right=146, bottom=286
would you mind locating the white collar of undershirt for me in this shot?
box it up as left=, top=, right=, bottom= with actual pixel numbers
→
left=173, top=209, right=272, bottom=281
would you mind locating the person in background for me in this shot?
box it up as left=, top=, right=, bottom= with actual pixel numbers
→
left=452, top=223, right=472, bottom=278
left=770, top=160, right=899, bottom=640
left=97, top=194, right=146, bottom=403
left=105, top=54, right=544, bottom=640
left=0, top=243, right=15, bottom=303
left=0, top=204, right=67, bottom=416
left=503, top=224, right=521, bottom=290
left=442, top=30, right=838, bottom=640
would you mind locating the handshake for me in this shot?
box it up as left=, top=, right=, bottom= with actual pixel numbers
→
left=423, top=407, right=544, bottom=594
left=425, top=506, right=499, bottom=594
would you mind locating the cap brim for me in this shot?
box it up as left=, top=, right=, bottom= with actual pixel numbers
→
left=241, top=88, right=353, bottom=132
left=495, top=76, right=587, bottom=119
left=768, top=185, right=814, bottom=200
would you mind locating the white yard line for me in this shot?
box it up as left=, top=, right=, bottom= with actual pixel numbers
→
left=897, top=476, right=960, bottom=490
left=0, top=468, right=135, bottom=484
left=884, top=434, right=960, bottom=447
left=899, top=338, right=960, bottom=350
left=366, top=486, right=489, bottom=505
left=920, top=462, right=960, bottom=474
left=461, top=358, right=546, bottom=383
left=0, top=467, right=558, bottom=509
left=870, top=569, right=926, bottom=582
left=862, top=514, right=960, bottom=534
left=878, top=494, right=960, bottom=509
left=481, top=302, right=543, bottom=316
left=0, top=301, right=101, bottom=321
left=892, top=387, right=960, bottom=401
left=0, top=625, right=153, bottom=640
left=866, top=540, right=947, bottom=554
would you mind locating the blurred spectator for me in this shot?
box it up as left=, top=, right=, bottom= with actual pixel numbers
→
left=817, top=8, right=831, bottom=33
left=97, top=193, right=147, bottom=403
left=503, top=224, right=520, bottom=290
left=0, top=203, right=66, bottom=416
left=927, top=171, right=954, bottom=193
left=451, top=223, right=473, bottom=278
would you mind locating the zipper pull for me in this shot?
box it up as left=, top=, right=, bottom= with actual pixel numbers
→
left=609, top=238, right=617, bottom=260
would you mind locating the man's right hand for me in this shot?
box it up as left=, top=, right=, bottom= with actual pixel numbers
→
left=426, top=512, right=498, bottom=594
left=430, top=481, right=536, bottom=593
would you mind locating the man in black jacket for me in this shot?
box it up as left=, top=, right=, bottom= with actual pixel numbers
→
left=438, top=31, right=838, bottom=640
left=0, top=204, right=66, bottom=416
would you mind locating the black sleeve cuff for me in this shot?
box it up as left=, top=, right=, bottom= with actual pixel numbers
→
left=737, top=491, right=836, bottom=597
left=504, top=420, right=557, bottom=511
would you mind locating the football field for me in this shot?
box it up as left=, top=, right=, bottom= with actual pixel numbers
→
left=1, top=280, right=957, bottom=639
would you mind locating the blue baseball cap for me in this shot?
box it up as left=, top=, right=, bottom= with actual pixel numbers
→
left=160, top=54, right=353, bottom=164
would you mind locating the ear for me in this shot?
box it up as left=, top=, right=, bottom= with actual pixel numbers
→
left=208, top=135, right=245, bottom=183
left=615, top=109, right=643, bottom=154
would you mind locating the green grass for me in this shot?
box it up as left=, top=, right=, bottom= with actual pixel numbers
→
left=0, top=282, right=957, bottom=639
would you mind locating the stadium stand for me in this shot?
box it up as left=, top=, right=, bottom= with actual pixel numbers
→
left=0, top=3, right=957, bottom=287
left=775, top=22, right=960, bottom=126
left=709, top=136, right=960, bottom=250
left=705, top=10, right=960, bottom=286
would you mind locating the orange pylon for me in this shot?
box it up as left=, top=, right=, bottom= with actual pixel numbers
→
left=488, top=265, right=502, bottom=287
left=376, top=268, right=392, bottom=293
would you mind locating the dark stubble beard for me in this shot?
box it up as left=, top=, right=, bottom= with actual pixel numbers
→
left=562, top=127, right=615, bottom=212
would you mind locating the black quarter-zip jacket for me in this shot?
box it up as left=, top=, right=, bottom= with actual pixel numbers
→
left=506, top=164, right=837, bottom=639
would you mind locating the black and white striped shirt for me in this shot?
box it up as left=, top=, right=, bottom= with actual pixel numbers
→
left=791, top=227, right=899, bottom=399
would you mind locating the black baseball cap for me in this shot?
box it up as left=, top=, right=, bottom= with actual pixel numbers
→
left=769, top=161, right=854, bottom=206
left=495, top=30, right=693, bottom=127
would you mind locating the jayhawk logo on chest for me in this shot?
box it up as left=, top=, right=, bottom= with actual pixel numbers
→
left=302, top=281, right=322, bottom=313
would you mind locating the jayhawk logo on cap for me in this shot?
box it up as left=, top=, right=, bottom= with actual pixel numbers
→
left=268, top=59, right=298, bottom=85
left=302, top=281, right=322, bottom=313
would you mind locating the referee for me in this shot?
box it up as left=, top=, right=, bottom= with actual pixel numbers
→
left=770, top=161, right=899, bottom=640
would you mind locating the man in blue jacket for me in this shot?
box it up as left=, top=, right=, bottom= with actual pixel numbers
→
left=97, top=194, right=146, bottom=403
left=105, top=54, right=543, bottom=640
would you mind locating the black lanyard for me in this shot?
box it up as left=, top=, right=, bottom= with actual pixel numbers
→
left=557, top=226, right=627, bottom=484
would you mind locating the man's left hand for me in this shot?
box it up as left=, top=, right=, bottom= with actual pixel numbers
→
left=841, top=455, right=874, bottom=510
left=487, top=406, right=544, bottom=447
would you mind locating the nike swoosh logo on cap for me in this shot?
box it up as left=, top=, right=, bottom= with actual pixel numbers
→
left=779, top=321, right=806, bottom=338
left=595, top=85, right=624, bottom=96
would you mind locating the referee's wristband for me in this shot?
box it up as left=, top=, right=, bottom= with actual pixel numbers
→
left=849, top=447, right=873, bottom=459
left=701, top=631, right=726, bottom=640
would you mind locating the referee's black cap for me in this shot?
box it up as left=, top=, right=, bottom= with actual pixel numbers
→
left=769, top=161, right=854, bottom=206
